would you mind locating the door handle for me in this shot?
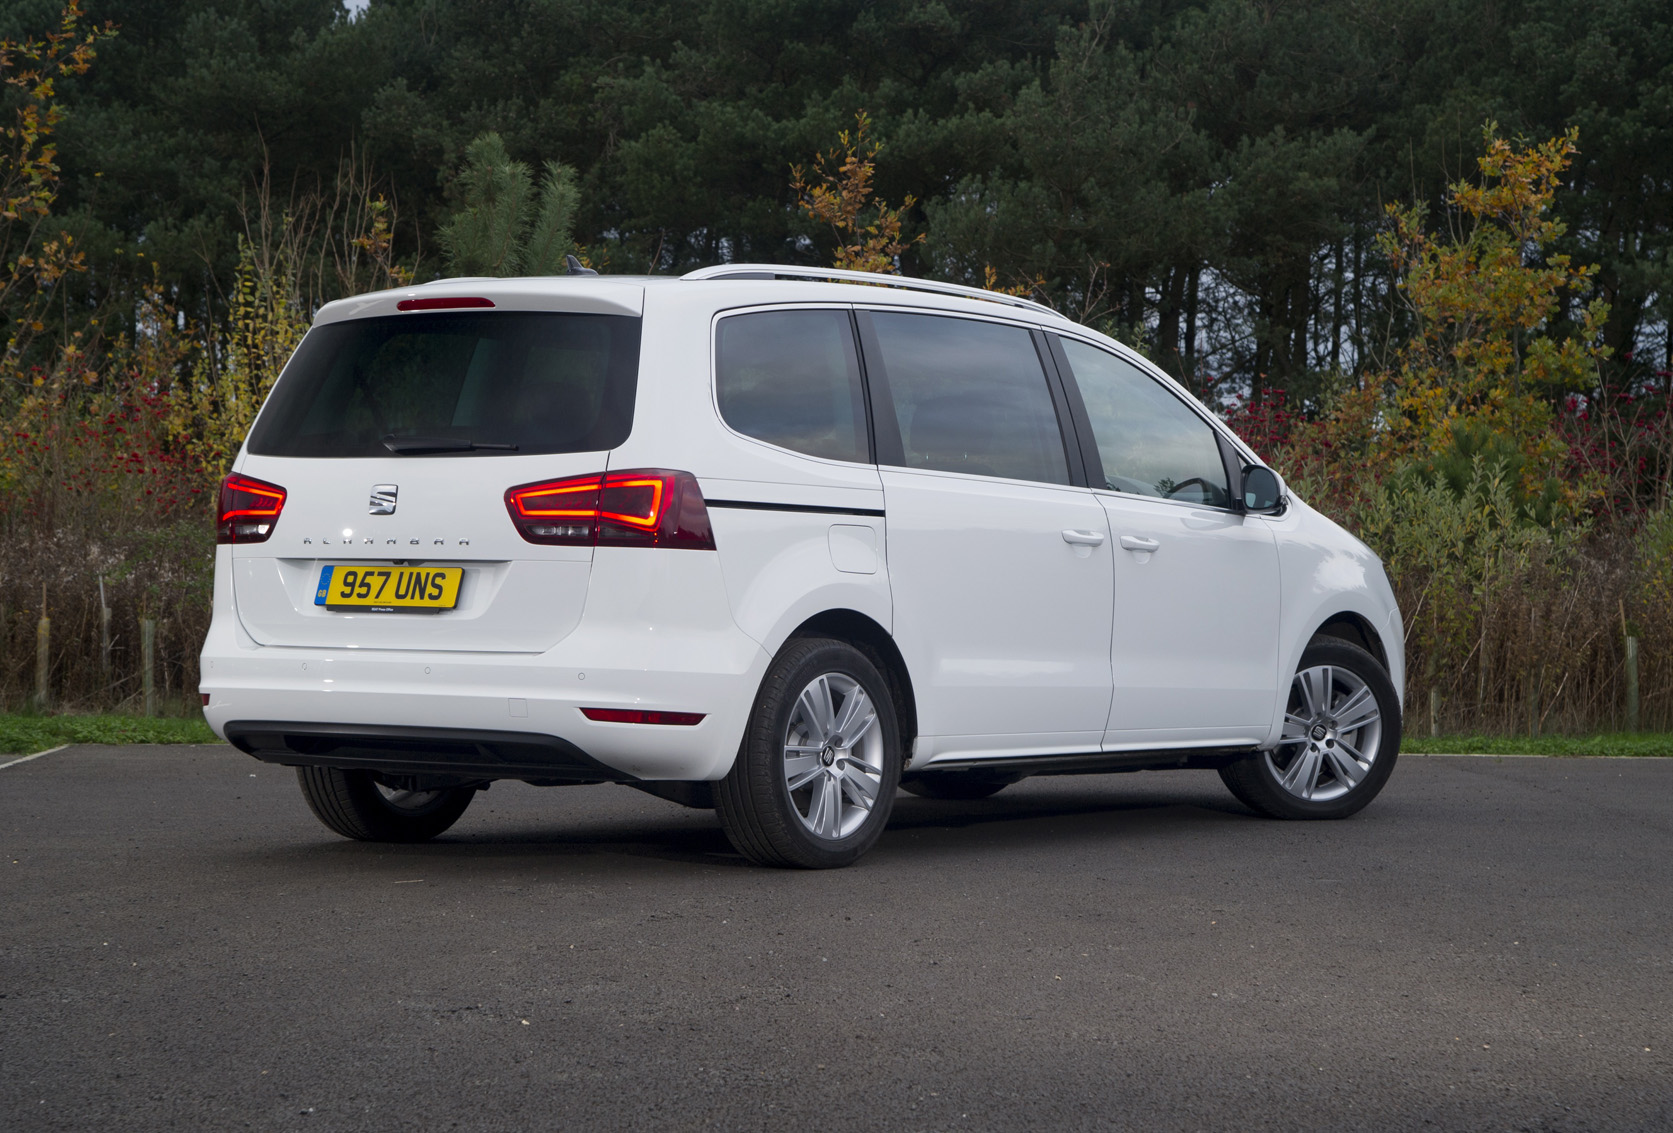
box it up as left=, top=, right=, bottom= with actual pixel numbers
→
left=1119, top=535, right=1161, bottom=552
left=1061, top=529, right=1106, bottom=546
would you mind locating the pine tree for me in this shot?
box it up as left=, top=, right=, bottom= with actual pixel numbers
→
left=438, top=134, right=579, bottom=277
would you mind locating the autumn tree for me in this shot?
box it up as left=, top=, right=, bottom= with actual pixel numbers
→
left=0, top=1, right=112, bottom=364
left=1380, top=126, right=1608, bottom=479
left=791, top=112, right=921, bottom=275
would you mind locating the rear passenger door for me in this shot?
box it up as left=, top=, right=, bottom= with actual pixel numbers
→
left=860, top=310, right=1114, bottom=763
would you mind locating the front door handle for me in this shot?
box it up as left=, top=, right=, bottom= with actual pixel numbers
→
left=1061, top=529, right=1106, bottom=546
left=1119, top=535, right=1161, bottom=552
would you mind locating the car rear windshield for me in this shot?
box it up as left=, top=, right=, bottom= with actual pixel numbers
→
left=245, top=311, right=641, bottom=458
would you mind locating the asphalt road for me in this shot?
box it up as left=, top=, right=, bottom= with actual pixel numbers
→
left=2, top=745, right=1670, bottom=1132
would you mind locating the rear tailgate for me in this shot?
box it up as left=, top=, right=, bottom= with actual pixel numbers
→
left=227, top=299, right=643, bottom=654
left=230, top=454, right=599, bottom=653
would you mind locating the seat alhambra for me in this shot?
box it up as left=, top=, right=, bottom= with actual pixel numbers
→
left=201, top=265, right=1404, bottom=868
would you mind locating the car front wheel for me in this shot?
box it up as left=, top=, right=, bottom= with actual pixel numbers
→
left=1219, top=638, right=1401, bottom=819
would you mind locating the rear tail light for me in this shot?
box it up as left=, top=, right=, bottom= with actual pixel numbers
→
left=217, top=473, right=287, bottom=544
left=581, top=708, right=706, bottom=726
left=505, top=469, right=715, bottom=549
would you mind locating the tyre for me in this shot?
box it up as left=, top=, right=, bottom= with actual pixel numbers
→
left=900, top=771, right=1017, bottom=800
left=715, top=637, right=902, bottom=868
left=296, top=766, right=477, bottom=842
left=1219, top=638, right=1401, bottom=819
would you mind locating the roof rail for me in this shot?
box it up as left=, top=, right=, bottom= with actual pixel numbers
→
left=680, top=263, right=1058, bottom=317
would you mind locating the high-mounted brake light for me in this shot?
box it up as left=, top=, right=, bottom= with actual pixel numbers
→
left=217, top=473, right=287, bottom=544
left=504, top=469, right=715, bottom=549
left=581, top=708, right=706, bottom=726
left=395, top=296, right=495, bottom=311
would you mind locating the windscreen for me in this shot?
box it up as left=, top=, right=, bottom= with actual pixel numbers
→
left=245, top=311, right=641, bottom=458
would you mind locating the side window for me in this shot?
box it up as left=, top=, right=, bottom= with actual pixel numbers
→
left=870, top=312, right=1069, bottom=485
left=1058, top=338, right=1231, bottom=508
left=715, top=310, right=869, bottom=463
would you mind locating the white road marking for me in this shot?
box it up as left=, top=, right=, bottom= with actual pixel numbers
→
left=1405, top=751, right=1672, bottom=759
left=1402, top=751, right=1550, bottom=758
left=0, top=744, right=70, bottom=771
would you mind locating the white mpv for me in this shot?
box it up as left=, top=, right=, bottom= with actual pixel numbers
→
left=201, top=265, right=1405, bottom=868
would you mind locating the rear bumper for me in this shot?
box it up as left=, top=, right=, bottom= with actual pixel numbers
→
left=201, top=543, right=770, bottom=782
left=201, top=644, right=766, bottom=781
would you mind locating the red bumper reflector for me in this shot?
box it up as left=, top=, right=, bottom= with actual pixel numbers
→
left=396, top=296, right=495, bottom=311
left=201, top=693, right=211, bottom=706
left=580, top=708, right=706, bottom=726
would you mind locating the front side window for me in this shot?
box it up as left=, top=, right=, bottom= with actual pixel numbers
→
left=247, top=312, right=641, bottom=457
left=870, top=312, right=1069, bottom=485
left=715, top=309, right=869, bottom=463
left=1058, top=337, right=1231, bottom=508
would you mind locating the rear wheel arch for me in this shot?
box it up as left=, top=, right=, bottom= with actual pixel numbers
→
left=787, top=609, right=918, bottom=754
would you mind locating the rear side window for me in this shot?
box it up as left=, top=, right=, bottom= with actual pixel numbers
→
left=715, top=310, right=869, bottom=463
left=246, top=312, right=641, bottom=457
left=869, top=312, right=1069, bottom=485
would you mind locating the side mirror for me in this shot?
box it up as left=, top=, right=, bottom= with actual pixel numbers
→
left=1241, top=465, right=1285, bottom=514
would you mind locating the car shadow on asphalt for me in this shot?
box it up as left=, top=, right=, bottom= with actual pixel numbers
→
left=232, top=777, right=1256, bottom=872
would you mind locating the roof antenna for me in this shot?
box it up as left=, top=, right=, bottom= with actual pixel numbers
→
left=565, top=254, right=598, bottom=276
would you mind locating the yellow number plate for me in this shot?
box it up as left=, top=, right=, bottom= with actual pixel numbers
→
left=315, top=564, right=463, bottom=611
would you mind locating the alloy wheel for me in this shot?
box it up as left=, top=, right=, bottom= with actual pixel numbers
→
left=1266, top=663, right=1383, bottom=802
left=781, top=672, right=885, bottom=840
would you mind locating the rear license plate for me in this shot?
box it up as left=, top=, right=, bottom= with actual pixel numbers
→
left=314, top=564, right=463, bottom=611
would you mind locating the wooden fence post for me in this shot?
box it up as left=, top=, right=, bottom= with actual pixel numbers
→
left=141, top=617, right=156, bottom=718
left=159, top=618, right=170, bottom=704
left=35, top=599, right=51, bottom=711
left=99, top=577, right=113, bottom=700
left=1625, top=635, right=1640, bottom=733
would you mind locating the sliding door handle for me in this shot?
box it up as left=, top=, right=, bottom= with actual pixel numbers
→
left=1119, top=535, right=1161, bottom=552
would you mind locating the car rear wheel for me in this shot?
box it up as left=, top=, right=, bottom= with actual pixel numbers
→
left=1219, top=638, right=1401, bottom=819
left=716, top=637, right=902, bottom=868
left=296, top=766, right=476, bottom=842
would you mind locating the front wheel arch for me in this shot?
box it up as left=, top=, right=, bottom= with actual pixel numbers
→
left=1312, top=613, right=1390, bottom=676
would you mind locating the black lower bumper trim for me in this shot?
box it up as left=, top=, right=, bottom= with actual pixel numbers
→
left=223, top=721, right=633, bottom=783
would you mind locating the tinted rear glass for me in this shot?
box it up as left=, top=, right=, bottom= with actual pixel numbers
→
left=716, top=310, right=869, bottom=462
left=246, top=312, right=640, bottom=457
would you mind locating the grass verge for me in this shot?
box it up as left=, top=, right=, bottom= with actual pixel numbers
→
left=0, top=713, right=218, bottom=755
left=1401, top=732, right=1673, bottom=757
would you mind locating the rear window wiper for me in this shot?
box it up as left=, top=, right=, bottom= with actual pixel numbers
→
left=381, top=436, right=520, bottom=455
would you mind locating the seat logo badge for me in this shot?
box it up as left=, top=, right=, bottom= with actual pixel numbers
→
left=369, top=484, right=398, bottom=515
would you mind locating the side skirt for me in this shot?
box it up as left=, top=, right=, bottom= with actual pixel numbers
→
left=906, top=747, right=1254, bottom=780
